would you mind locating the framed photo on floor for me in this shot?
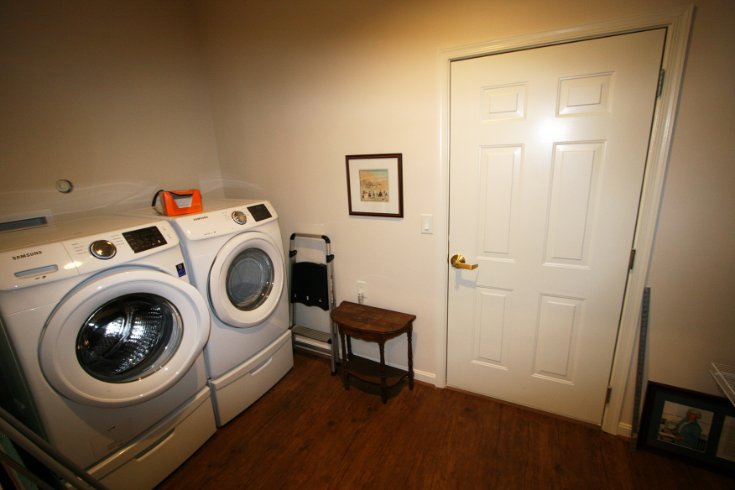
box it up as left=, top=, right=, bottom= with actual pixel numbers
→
left=345, top=153, right=403, bottom=218
left=638, top=381, right=735, bottom=474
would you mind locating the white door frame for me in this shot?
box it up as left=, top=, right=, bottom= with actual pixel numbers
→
left=436, top=5, right=694, bottom=434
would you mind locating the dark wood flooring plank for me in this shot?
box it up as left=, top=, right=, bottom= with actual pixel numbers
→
left=157, top=353, right=735, bottom=490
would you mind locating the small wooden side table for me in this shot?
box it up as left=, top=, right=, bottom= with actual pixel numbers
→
left=330, top=301, right=416, bottom=403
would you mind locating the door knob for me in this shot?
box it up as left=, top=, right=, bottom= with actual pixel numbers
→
left=450, top=254, right=478, bottom=270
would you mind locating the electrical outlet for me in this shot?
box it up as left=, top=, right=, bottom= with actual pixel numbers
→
left=356, top=280, right=366, bottom=304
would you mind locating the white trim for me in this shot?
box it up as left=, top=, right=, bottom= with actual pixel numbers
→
left=618, top=422, right=633, bottom=439
left=414, top=368, right=437, bottom=385
left=436, top=5, right=694, bottom=434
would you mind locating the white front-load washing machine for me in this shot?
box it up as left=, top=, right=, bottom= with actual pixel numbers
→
left=124, top=199, right=293, bottom=426
left=0, top=213, right=216, bottom=489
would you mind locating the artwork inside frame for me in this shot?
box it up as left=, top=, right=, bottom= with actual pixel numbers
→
left=345, top=154, right=403, bottom=218
left=638, top=381, right=735, bottom=475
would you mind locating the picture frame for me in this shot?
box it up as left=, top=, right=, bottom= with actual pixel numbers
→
left=345, top=153, right=403, bottom=218
left=638, top=381, right=735, bottom=474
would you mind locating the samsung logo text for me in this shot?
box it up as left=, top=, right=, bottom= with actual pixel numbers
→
left=13, top=250, right=43, bottom=260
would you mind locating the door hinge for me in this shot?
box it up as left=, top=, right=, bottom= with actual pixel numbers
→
left=605, top=386, right=613, bottom=404
left=628, top=249, right=637, bottom=270
left=657, top=69, right=665, bottom=98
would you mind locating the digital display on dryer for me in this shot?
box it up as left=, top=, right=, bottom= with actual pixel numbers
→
left=247, top=204, right=272, bottom=222
left=123, top=226, right=167, bottom=253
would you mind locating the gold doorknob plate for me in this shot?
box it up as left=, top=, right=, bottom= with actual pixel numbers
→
left=450, top=254, right=478, bottom=270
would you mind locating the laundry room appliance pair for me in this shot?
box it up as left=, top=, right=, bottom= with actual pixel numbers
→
left=125, top=198, right=294, bottom=427
left=0, top=213, right=216, bottom=489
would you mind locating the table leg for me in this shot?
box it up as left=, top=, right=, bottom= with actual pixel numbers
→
left=339, top=330, right=349, bottom=390
left=379, top=341, right=387, bottom=404
left=407, top=325, right=414, bottom=390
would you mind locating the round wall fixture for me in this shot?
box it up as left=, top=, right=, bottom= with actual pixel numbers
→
left=55, top=179, right=74, bottom=193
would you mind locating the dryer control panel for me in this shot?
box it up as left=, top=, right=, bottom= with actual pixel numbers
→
left=247, top=203, right=272, bottom=222
left=176, top=200, right=277, bottom=240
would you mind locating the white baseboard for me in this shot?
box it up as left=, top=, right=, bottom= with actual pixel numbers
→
left=414, top=369, right=436, bottom=385
left=617, top=422, right=633, bottom=438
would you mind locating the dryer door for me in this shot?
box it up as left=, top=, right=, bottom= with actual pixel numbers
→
left=208, top=231, right=284, bottom=328
left=39, top=268, right=209, bottom=408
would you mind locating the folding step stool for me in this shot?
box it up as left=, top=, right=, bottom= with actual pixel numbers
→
left=289, top=233, right=339, bottom=374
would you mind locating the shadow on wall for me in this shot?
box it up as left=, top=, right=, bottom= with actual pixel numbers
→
left=216, top=180, right=267, bottom=201
left=0, top=179, right=233, bottom=220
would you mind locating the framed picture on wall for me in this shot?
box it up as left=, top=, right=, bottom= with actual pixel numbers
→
left=345, top=153, right=403, bottom=218
left=638, top=381, right=735, bottom=474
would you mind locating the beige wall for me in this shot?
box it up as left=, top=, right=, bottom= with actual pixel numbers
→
left=1, top=0, right=732, bottom=431
left=196, top=0, right=734, bottom=429
left=0, top=0, right=223, bottom=217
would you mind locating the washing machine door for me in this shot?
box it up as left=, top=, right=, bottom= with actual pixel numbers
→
left=208, top=231, right=284, bottom=328
left=39, top=268, right=209, bottom=408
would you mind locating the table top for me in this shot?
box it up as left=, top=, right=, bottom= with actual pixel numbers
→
left=331, top=301, right=415, bottom=338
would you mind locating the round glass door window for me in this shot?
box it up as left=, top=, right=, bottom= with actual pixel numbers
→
left=76, top=293, right=182, bottom=383
left=226, top=248, right=274, bottom=311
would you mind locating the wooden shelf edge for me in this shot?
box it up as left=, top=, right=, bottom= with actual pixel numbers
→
left=344, top=354, right=409, bottom=387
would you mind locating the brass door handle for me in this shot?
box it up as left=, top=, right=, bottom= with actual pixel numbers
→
left=450, top=254, right=478, bottom=270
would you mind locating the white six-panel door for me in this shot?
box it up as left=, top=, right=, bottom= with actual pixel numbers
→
left=447, top=29, right=665, bottom=424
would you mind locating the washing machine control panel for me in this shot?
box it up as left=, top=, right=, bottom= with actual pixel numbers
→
left=0, top=220, right=179, bottom=290
left=89, top=240, right=116, bottom=259
left=122, top=226, right=168, bottom=253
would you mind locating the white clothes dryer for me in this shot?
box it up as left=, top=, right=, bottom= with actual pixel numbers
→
left=124, top=199, right=293, bottom=426
left=0, top=214, right=216, bottom=489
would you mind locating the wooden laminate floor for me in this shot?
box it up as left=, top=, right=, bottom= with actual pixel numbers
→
left=158, top=352, right=735, bottom=489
